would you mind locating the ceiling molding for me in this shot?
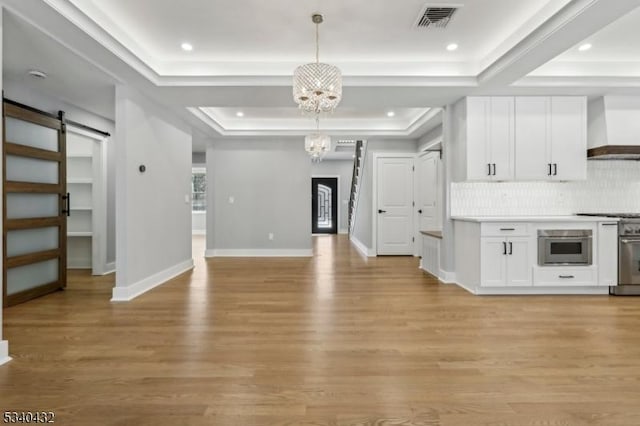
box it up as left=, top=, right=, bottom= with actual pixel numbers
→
left=478, top=0, right=640, bottom=87
left=38, top=0, right=161, bottom=84
left=514, top=76, right=640, bottom=87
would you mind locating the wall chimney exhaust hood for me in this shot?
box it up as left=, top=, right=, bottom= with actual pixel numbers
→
left=588, top=96, right=640, bottom=160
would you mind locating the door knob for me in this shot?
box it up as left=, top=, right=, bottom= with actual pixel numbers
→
left=418, top=209, right=423, bottom=214
left=378, top=209, right=387, bottom=214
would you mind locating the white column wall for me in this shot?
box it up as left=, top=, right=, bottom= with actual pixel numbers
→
left=112, top=86, right=193, bottom=301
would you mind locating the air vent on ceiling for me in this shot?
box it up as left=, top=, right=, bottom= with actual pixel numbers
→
left=416, top=5, right=460, bottom=29
left=336, top=139, right=357, bottom=145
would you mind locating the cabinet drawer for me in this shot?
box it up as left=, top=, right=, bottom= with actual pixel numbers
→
left=533, top=267, right=597, bottom=286
left=481, top=223, right=529, bottom=237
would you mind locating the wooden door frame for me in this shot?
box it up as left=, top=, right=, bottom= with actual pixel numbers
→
left=3, top=101, right=67, bottom=307
left=372, top=153, right=416, bottom=256
left=311, top=176, right=340, bottom=235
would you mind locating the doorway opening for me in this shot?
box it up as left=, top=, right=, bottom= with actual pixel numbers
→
left=312, top=177, right=338, bottom=234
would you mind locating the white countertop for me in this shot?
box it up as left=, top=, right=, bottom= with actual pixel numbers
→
left=451, top=215, right=620, bottom=223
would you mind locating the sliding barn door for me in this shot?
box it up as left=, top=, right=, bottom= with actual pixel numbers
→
left=3, top=102, right=68, bottom=307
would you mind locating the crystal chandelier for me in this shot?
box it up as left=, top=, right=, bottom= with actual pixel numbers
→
left=305, top=115, right=331, bottom=161
left=293, top=14, right=342, bottom=114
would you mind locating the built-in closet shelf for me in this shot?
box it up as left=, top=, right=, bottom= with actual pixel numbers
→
left=68, top=232, right=93, bottom=237
left=71, top=206, right=93, bottom=211
left=68, top=178, right=93, bottom=184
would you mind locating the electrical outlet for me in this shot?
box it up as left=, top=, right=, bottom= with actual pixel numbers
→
left=268, top=233, right=274, bottom=241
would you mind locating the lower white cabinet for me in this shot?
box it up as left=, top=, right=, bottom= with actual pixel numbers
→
left=481, top=237, right=531, bottom=287
left=454, top=218, right=616, bottom=295
left=533, top=267, right=597, bottom=286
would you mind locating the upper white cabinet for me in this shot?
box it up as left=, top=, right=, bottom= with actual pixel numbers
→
left=453, top=96, right=587, bottom=182
left=460, top=97, right=514, bottom=181
left=515, top=97, right=587, bottom=181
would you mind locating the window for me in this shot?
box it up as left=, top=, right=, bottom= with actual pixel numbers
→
left=192, top=167, right=206, bottom=212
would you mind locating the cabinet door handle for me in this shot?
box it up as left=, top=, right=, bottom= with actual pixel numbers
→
left=559, top=275, right=575, bottom=279
left=503, top=242, right=507, bottom=255
left=378, top=209, right=387, bottom=214
left=553, top=163, right=558, bottom=176
left=509, top=242, right=513, bottom=255
left=488, top=163, right=492, bottom=176
left=602, top=223, right=618, bottom=226
left=500, top=228, right=515, bottom=231
left=548, top=163, right=552, bottom=176
left=418, top=209, right=423, bottom=214
left=492, top=164, right=497, bottom=176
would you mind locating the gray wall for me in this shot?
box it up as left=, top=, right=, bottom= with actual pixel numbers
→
left=3, top=77, right=117, bottom=266
left=192, top=152, right=206, bottom=166
left=311, top=159, right=354, bottom=233
left=206, top=139, right=312, bottom=254
left=352, top=139, right=419, bottom=249
left=114, top=86, right=192, bottom=291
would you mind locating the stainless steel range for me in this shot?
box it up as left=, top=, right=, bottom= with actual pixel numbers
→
left=579, top=213, right=640, bottom=295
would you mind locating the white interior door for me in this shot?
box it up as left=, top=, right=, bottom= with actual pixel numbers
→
left=376, top=157, right=414, bottom=255
left=417, top=152, right=440, bottom=232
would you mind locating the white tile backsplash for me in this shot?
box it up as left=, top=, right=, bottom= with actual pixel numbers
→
left=451, top=161, right=640, bottom=216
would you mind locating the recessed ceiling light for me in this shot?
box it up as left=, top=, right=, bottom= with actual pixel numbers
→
left=446, top=43, right=459, bottom=51
left=578, top=43, right=592, bottom=52
left=387, top=111, right=396, bottom=117
left=27, top=69, right=47, bottom=79
left=181, top=42, right=194, bottom=52
left=236, top=111, right=244, bottom=117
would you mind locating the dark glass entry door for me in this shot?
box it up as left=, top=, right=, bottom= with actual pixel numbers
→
left=312, top=178, right=338, bottom=234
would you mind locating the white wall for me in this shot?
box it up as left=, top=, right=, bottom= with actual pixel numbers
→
left=206, top=139, right=312, bottom=256
left=418, top=125, right=443, bottom=152
left=451, top=161, right=640, bottom=216
left=113, top=86, right=193, bottom=301
left=311, top=159, right=353, bottom=234
left=352, top=139, right=418, bottom=250
left=2, top=77, right=117, bottom=268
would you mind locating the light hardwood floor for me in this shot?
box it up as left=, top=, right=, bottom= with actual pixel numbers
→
left=2, top=235, right=640, bottom=425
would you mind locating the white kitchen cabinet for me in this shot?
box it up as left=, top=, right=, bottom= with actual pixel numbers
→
left=481, top=236, right=531, bottom=287
left=598, top=222, right=619, bottom=287
left=515, top=96, right=587, bottom=181
left=460, top=97, right=515, bottom=181
left=551, top=97, right=587, bottom=181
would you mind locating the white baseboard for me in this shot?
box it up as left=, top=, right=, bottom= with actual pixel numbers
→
left=350, top=235, right=375, bottom=257
left=0, top=341, right=11, bottom=366
left=475, top=286, right=609, bottom=296
left=111, top=259, right=194, bottom=302
left=192, top=230, right=206, bottom=236
left=338, top=229, right=348, bottom=235
left=439, top=270, right=457, bottom=284
left=205, top=249, right=313, bottom=258
left=102, top=262, right=116, bottom=275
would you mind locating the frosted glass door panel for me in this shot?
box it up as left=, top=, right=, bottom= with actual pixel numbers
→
left=67, top=157, right=92, bottom=179
left=6, top=194, right=59, bottom=219
left=5, top=117, right=58, bottom=151
left=6, top=155, right=59, bottom=184
left=7, top=259, right=59, bottom=296
left=7, top=227, right=59, bottom=257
